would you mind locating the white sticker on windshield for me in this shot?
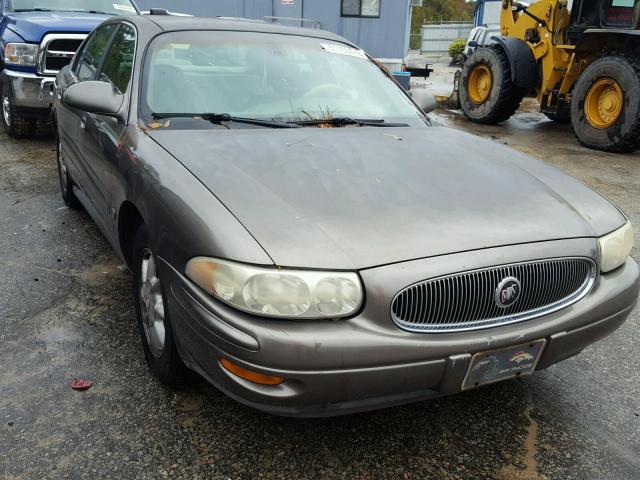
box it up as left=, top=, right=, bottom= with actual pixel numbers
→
left=321, top=43, right=366, bottom=59
left=113, top=4, right=136, bottom=12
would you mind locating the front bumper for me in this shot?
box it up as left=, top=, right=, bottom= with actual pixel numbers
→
left=1, top=69, right=55, bottom=116
left=159, top=240, right=640, bottom=417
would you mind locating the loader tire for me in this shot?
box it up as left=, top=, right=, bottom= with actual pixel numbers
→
left=460, top=46, right=525, bottom=124
left=571, top=54, right=640, bottom=153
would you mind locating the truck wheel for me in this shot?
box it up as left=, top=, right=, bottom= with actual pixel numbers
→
left=132, top=226, right=188, bottom=386
left=460, top=46, right=525, bottom=124
left=571, top=54, right=640, bottom=153
left=1, top=81, right=36, bottom=139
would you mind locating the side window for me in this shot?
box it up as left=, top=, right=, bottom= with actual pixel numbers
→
left=99, top=24, right=136, bottom=94
left=74, top=24, right=118, bottom=81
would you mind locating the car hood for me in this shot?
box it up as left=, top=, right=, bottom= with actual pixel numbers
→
left=6, top=11, right=109, bottom=42
left=149, top=126, right=625, bottom=270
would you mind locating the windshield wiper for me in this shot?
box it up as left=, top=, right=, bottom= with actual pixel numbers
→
left=289, top=117, right=409, bottom=128
left=68, top=10, right=117, bottom=15
left=14, top=7, right=114, bottom=14
left=151, top=113, right=298, bottom=129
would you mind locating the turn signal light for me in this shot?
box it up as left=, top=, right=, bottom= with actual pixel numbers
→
left=220, top=358, right=284, bottom=386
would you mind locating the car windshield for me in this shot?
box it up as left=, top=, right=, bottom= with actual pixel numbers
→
left=142, top=31, right=426, bottom=127
left=9, top=0, right=137, bottom=15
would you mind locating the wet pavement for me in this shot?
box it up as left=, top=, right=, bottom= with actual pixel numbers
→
left=1, top=106, right=639, bottom=480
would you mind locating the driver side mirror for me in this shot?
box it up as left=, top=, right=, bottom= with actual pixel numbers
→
left=62, top=81, right=125, bottom=120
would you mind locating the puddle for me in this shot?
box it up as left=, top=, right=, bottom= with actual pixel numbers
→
left=499, top=398, right=548, bottom=480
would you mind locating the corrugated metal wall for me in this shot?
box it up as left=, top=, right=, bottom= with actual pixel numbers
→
left=420, top=23, right=473, bottom=54
left=303, top=0, right=412, bottom=60
left=135, top=0, right=412, bottom=60
left=137, top=0, right=273, bottom=18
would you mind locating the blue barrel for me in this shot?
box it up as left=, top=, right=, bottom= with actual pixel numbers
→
left=393, top=71, right=411, bottom=90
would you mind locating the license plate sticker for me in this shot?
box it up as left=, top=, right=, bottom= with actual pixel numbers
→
left=462, top=340, right=546, bottom=390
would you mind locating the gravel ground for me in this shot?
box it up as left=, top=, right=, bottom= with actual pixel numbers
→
left=1, top=103, right=639, bottom=480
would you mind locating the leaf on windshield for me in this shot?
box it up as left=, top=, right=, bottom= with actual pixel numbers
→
left=299, top=108, right=340, bottom=128
left=148, top=119, right=171, bottom=129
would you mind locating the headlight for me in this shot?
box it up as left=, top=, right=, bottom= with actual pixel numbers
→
left=185, top=257, right=364, bottom=319
left=598, top=221, right=634, bottom=273
left=4, top=43, right=39, bottom=66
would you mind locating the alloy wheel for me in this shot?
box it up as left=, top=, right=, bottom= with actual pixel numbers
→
left=139, top=249, right=166, bottom=359
left=2, top=93, right=11, bottom=127
left=57, top=141, right=69, bottom=195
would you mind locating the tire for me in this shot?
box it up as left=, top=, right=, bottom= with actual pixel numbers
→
left=132, top=226, right=188, bottom=386
left=460, top=46, right=526, bottom=124
left=56, top=135, right=82, bottom=209
left=1, top=80, right=36, bottom=139
left=571, top=54, right=640, bottom=153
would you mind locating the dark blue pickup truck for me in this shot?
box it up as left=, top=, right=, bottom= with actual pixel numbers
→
left=0, top=0, right=138, bottom=138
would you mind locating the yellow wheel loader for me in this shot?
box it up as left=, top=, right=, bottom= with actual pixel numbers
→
left=460, top=0, right=640, bottom=153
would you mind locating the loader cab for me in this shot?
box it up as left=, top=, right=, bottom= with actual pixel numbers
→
left=568, top=0, right=640, bottom=43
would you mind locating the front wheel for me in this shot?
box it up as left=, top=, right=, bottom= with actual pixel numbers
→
left=571, top=54, right=640, bottom=153
left=459, top=46, right=525, bottom=124
left=132, top=226, right=188, bottom=386
left=1, top=81, right=36, bottom=139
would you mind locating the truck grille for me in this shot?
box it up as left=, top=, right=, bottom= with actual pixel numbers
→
left=39, top=34, right=87, bottom=75
left=391, top=258, right=596, bottom=333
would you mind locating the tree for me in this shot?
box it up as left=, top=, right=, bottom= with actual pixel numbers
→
left=411, top=0, right=477, bottom=33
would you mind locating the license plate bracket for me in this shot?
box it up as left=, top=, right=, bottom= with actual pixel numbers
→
left=462, top=340, right=546, bottom=390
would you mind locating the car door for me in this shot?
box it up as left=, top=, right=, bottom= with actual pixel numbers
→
left=56, top=22, right=118, bottom=226
left=81, top=23, right=136, bottom=245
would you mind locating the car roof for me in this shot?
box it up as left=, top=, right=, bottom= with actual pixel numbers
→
left=131, top=14, right=356, bottom=47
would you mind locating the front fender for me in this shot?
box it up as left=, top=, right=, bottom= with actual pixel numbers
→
left=116, top=126, right=274, bottom=274
left=490, top=36, right=539, bottom=89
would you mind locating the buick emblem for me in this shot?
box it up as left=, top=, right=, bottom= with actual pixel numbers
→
left=495, top=277, right=521, bottom=308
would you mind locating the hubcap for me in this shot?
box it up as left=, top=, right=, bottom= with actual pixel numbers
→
left=2, top=94, right=11, bottom=127
left=57, top=141, right=69, bottom=194
left=468, top=64, right=493, bottom=104
left=585, top=78, right=623, bottom=129
left=140, top=250, right=166, bottom=358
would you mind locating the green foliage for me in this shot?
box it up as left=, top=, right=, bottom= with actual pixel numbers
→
left=448, top=38, right=467, bottom=58
left=411, top=0, right=477, bottom=34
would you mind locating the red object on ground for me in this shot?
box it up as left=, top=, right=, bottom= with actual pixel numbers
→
left=70, top=380, right=93, bottom=390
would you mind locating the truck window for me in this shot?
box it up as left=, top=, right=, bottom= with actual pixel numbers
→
left=74, top=24, right=117, bottom=82
left=99, top=24, right=136, bottom=94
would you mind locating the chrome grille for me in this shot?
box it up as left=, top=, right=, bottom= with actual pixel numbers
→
left=39, top=34, right=87, bottom=75
left=391, top=258, right=596, bottom=333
